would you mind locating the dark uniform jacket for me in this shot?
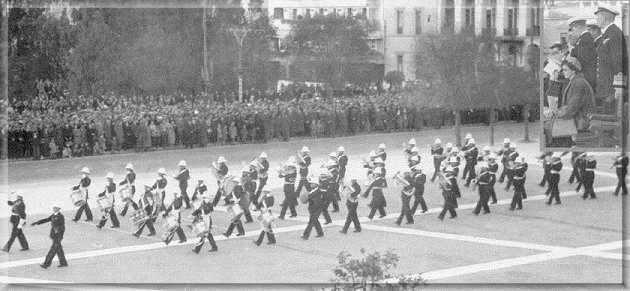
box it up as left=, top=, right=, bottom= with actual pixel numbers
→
left=431, top=146, right=444, bottom=166
left=8, top=198, right=26, bottom=224
left=34, top=212, right=65, bottom=242
left=119, top=171, right=136, bottom=187
left=570, top=30, right=597, bottom=90
left=73, top=176, right=92, bottom=199
left=298, top=155, right=311, bottom=179
left=258, top=160, right=269, bottom=179
left=614, top=155, right=628, bottom=175
left=595, top=23, right=628, bottom=101
left=174, top=168, right=190, bottom=188
left=412, top=171, right=426, bottom=196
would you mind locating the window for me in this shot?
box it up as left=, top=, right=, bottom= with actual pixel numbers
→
left=415, top=10, right=422, bottom=35
left=397, top=54, right=404, bottom=72
left=347, top=8, right=353, bottom=17
left=319, top=8, right=324, bottom=15
left=397, top=9, right=404, bottom=34
left=465, top=0, right=475, bottom=28
left=306, top=9, right=311, bottom=19
left=363, top=8, right=367, bottom=17
left=274, top=8, right=284, bottom=19
left=292, top=9, right=297, bottom=20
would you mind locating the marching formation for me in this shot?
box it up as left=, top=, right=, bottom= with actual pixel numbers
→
left=3, top=133, right=628, bottom=269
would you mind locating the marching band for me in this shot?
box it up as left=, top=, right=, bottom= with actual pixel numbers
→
left=6, top=132, right=628, bottom=265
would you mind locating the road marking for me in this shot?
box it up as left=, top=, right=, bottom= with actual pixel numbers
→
left=422, top=240, right=627, bottom=282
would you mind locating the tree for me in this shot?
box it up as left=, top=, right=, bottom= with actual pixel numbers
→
left=384, top=70, right=405, bottom=91
left=288, top=14, right=378, bottom=88
left=415, top=35, right=480, bottom=147
left=331, top=248, right=426, bottom=291
left=8, top=7, right=76, bottom=100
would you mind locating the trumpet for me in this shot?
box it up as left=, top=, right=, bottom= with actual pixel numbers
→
left=393, top=171, right=410, bottom=187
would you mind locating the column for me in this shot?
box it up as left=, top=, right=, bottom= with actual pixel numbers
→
left=496, top=0, right=506, bottom=36
left=454, top=0, right=464, bottom=33
left=437, top=0, right=443, bottom=33
left=475, top=0, right=484, bottom=35
left=517, top=0, right=528, bottom=37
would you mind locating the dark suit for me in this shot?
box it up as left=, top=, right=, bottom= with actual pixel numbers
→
left=547, top=161, right=563, bottom=204
left=474, top=171, right=494, bottom=214
left=570, top=31, right=597, bottom=91
left=595, top=23, right=628, bottom=107
left=510, top=163, right=528, bottom=210
left=337, top=154, right=348, bottom=181
left=33, top=212, right=67, bottom=267
left=3, top=198, right=29, bottom=251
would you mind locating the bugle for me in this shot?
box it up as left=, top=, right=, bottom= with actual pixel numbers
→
left=393, top=171, right=410, bottom=187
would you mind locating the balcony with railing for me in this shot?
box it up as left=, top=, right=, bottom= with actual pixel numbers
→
left=526, top=25, right=540, bottom=37
left=503, top=27, right=519, bottom=36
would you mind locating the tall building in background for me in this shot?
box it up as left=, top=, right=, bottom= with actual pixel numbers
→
left=265, top=0, right=541, bottom=85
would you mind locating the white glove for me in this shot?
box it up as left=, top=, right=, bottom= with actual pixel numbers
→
left=18, top=219, right=25, bottom=229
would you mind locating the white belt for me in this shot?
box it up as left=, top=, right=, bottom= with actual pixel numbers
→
left=489, top=171, right=497, bottom=175
left=478, top=182, right=489, bottom=185
left=585, top=169, right=595, bottom=171
left=550, top=171, right=560, bottom=174
left=285, top=182, right=294, bottom=185
left=513, top=177, right=525, bottom=180
left=372, top=187, right=383, bottom=190
left=11, top=213, right=19, bottom=216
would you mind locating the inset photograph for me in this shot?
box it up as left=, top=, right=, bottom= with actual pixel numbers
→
left=541, top=0, right=628, bottom=150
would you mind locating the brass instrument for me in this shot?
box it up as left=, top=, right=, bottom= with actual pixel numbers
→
left=210, top=162, right=223, bottom=180
left=296, top=152, right=306, bottom=164
left=393, top=171, right=411, bottom=187
left=252, top=158, right=265, bottom=172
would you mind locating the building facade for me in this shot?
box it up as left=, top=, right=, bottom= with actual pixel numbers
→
left=265, top=0, right=541, bottom=84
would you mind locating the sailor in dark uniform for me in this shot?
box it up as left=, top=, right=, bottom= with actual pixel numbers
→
left=119, top=163, right=139, bottom=217
left=2, top=192, right=29, bottom=252
left=32, top=204, right=67, bottom=268
left=365, top=167, right=387, bottom=219
left=340, top=177, right=361, bottom=234
left=613, top=154, right=628, bottom=196
left=96, top=172, right=120, bottom=229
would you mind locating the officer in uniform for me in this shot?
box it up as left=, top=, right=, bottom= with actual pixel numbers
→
left=410, top=164, right=428, bottom=214
left=510, top=156, right=528, bottom=210
left=96, top=172, right=120, bottom=229
left=278, top=157, right=298, bottom=219
left=568, top=18, right=597, bottom=91
left=212, top=156, right=229, bottom=206
left=430, top=139, right=445, bottom=182
left=248, top=161, right=259, bottom=209
left=72, top=167, right=93, bottom=222
left=119, top=163, right=139, bottom=217
left=462, top=138, right=478, bottom=187
left=487, top=154, right=499, bottom=204
left=395, top=171, right=415, bottom=225
left=582, top=154, right=597, bottom=199
left=162, top=192, right=187, bottom=244
left=594, top=5, right=627, bottom=109
left=337, top=146, right=348, bottom=182
left=437, top=168, right=457, bottom=220
left=547, top=155, right=563, bottom=205
left=132, top=186, right=157, bottom=237
left=192, top=194, right=218, bottom=253
left=254, top=152, right=270, bottom=208
left=173, top=160, right=191, bottom=209
left=295, top=146, right=312, bottom=198
left=302, top=177, right=325, bottom=240
left=252, top=191, right=276, bottom=246
left=223, top=177, right=247, bottom=237
left=2, top=192, right=29, bottom=252
left=445, top=156, right=461, bottom=209
left=365, top=167, right=387, bottom=219
left=613, top=154, right=628, bottom=196
left=340, top=177, right=361, bottom=234
left=151, top=168, right=168, bottom=213
left=32, top=203, right=67, bottom=268
left=473, top=162, right=493, bottom=215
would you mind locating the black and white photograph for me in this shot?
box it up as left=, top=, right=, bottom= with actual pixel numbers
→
left=542, top=0, right=629, bottom=149
left=0, top=0, right=627, bottom=288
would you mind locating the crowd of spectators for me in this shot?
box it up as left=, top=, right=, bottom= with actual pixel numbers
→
left=3, top=83, right=537, bottom=160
